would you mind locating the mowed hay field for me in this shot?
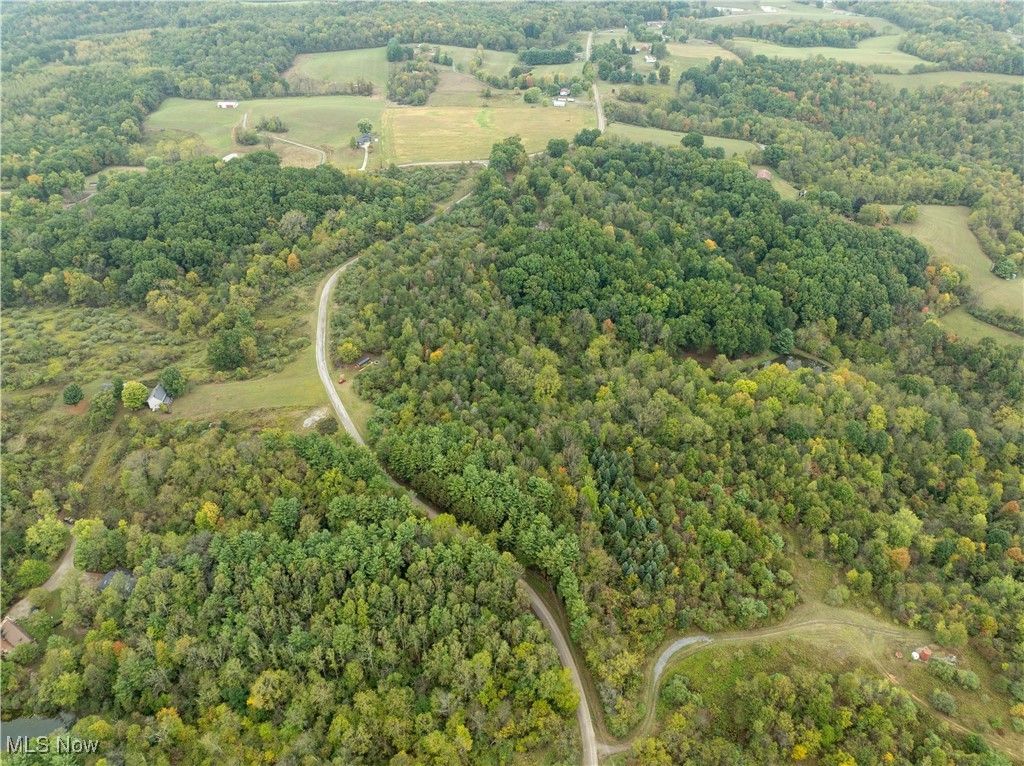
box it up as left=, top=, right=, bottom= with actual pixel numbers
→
left=285, top=47, right=389, bottom=94
left=701, top=3, right=900, bottom=33
left=445, top=46, right=519, bottom=79
left=383, top=103, right=596, bottom=164
left=886, top=205, right=1022, bottom=320
left=730, top=35, right=929, bottom=73
left=145, top=96, right=384, bottom=169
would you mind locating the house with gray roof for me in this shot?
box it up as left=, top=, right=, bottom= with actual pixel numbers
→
left=147, top=384, right=172, bottom=411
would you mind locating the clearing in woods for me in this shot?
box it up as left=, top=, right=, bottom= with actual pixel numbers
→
left=875, top=70, right=1024, bottom=89
left=284, top=47, right=390, bottom=94
left=606, top=123, right=758, bottom=157
left=729, top=34, right=931, bottom=73
left=381, top=102, right=596, bottom=164
left=886, top=204, right=1022, bottom=320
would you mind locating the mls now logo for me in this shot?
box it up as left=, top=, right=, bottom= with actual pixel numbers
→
left=5, top=736, right=100, bottom=754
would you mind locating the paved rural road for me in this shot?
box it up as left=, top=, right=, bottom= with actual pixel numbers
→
left=585, top=32, right=606, bottom=133
left=314, top=196, right=600, bottom=766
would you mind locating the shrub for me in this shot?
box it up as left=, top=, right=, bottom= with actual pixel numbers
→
left=547, top=138, right=569, bottom=158
left=316, top=418, right=339, bottom=435
left=62, top=384, right=84, bottom=405
left=930, top=689, right=957, bottom=715
left=993, top=258, right=1017, bottom=279
left=16, top=559, right=51, bottom=589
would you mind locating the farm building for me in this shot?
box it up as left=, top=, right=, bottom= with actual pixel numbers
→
left=1, top=617, right=34, bottom=656
left=756, top=169, right=773, bottom=180
left=559, top=87, right=571, bottom=97
left=357, top=356, right=373, bottom=368
left=552, top=99, right=566, bottom=107
left=644, top=55, right=658, bottom=64
left=147, top=384, right=172, bottom=411
left=217, top=100, right=240, bottom=109
left=222, top=153, right=241, bottom=162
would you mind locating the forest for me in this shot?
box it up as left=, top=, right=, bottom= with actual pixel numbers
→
left=0, top=428, right=580, bottom=764
left=704, top=20, right=878, bottom=48
left=331, top=140, right=1024, bottom=733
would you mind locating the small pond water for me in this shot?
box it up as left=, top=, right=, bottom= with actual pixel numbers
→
left=0, top=713, right=75, bottom=743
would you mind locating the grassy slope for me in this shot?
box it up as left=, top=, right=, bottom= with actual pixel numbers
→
left=730, top=34, right=930, bottom=73
left=875, top=70, right=1024, bottom=89
left=284, top=47, right=390, bottom=92
left=885, top=204, right=1022, bottom=320
left=701, top=2, right=900, bottom=33
left=606, top=123, right=758, bottom=158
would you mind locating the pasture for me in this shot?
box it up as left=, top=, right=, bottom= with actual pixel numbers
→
left=939, top=308, right=1022, bottom=346
left=701, top=2, right=900, bottom=33
left=382, top=103, right=595, bottom=164
left=145, top=96, right=385, bottom=169
left=445, top=45, right=519, bottom=79
left=285, top=47, right=389, bottom=95
left=729, top=34, right=930, bottom=73
left=886, top=204, right=1022, bottom=320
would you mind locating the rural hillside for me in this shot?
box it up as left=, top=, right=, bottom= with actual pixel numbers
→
left=1, top=2, right=1022, bottom=765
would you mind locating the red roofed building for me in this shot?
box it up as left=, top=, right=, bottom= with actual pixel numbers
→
left=756, top=169, right=772, bottom=181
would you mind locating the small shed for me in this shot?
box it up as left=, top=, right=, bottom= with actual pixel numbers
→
left=99, top=382, right=114, bottom=393
left=552, top=99, right=566, bottom=107
left=1, top=617, right=34, bottom=655
left=559, top=87, right=571, bottom=97
left=644, top=55, right=658, bottom=64
left=756, top=169, right=773, bottom=181
left=222, top=153, right=241, bottom=162
left=356, top=356, right=373, bottom=368
left=217, top=100, right=240, bottom=109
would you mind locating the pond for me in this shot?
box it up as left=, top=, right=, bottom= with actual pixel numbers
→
left=762, top=352, right=831, bottom=374
left=0, top=714, right=75, bottom=743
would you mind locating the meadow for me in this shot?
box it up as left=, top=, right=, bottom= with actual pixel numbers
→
left=606, top=123, right=758, bottom=158
left=729, top=34, right=930, bottom=73
left=886, top=204, right=1022, bottom=320
left=701, top=2, right=901, bottom=33
left=382, top=102, right=596, bottom=164
left=284, top=47, right=390, bottom=94
left=874, top=70, right=1024, bottom=89
left=445, top=45, right=519, bottom=79
left=145, top=96, right=385, bottom=168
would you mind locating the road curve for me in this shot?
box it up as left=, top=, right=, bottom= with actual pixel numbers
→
left=269, top=134, right=328, bottom=165
left=313, top=197, right=600, bottom=766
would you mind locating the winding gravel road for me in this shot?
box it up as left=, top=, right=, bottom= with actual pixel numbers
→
left=313, top=196, right=600, bottom=765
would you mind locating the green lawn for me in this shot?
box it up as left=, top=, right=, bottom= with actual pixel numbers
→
left=938, top=308, right=1023, bottom=346
left=875, top=70, right=1024, bottom=89
left=382, top=102, right=596, bottom=164
left=285, top=47, right=390, bottom=94
left=606, top=123, right=759, bottom=158
left=171, top=342, right=326, bottom=418
left=885, top=204, right=1022, bottom=320
left=730, top=34, right=930, bottom=73
left=145, top=96, right=385, bottom=168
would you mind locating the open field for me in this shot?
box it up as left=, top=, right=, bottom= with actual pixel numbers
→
left=382, top=103, right=595, bottom=164
left=427, top=70, right=523, bottom=107
left=284, top=47, right=389, bottom=94
left=606, top=123, right=758, bottom=158
left=145, top=96, right=384, bottom=168
left=885, top=204, right=1022, bottom=320
left=875, top=70, right=1024, bottom=89
left=171, top=343, right=326, bottom=419
left=665, top=40, right=742, bottom=68
left=730, top=34, right=930, bottom=72
left=702, top=2, right=900, bottom=33
left=446, top=45, right=519, bottom=79
left=939, top=307, right=1023, bottom=346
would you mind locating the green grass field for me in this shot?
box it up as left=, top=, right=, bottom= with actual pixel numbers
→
left=146, top=96, right=385, bottom=168
left=285, top=47, right=389, bottom=94
left=886, top=204, right=1022, bottom=320
left=730, top=34, right=930, bottom=72
left=382, top=103, right=595, bottom=164
left=875, top=70, right=1024, bottom=89
left=938, top=308, right=1023, bottom=346
left=606, top=123, right=759, bottom=158
left=445, top=46, right=520, bottom=79
left=427, top=70, right=523, bottom=107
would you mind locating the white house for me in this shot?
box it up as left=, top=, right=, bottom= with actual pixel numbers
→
left=147, top=384, right=172, bottom=412
left=217, top=100, right=240, bottom=109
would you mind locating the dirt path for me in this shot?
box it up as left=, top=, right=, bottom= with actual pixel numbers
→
left=3, top=537, right=76, bottom=621
left=313, top=192, right=600, bottom=765
left=585, top=32, right=606, bottom=133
